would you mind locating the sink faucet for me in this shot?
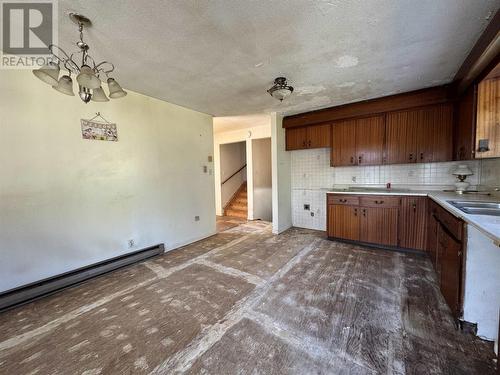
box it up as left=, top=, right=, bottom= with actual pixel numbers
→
left=386, top=182, right=391, bottom=190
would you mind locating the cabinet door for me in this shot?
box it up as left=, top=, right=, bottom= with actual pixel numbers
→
left=399, top=197, right=427, bottom=250
left=327, top=205, right=359, bottom=241
left=386, top=110, right=418, bottom=164
left=331, top=120, right=357, bottom=166
left=307, top=124, right=331, bottom=149
left=475, top=77, right=500, bottom=158
left=355, top=116, right=385, bottom=165
left=438, top=225, right=462, bottom=317
left=285, top=127, right=307, bottom=150
left=453, top=86, right=477, bottom=161
left=427, top=104, right=453, bottom=162
left=360, top=207, right=398, bottom=246
left=426, top=203, right=439, bottom=266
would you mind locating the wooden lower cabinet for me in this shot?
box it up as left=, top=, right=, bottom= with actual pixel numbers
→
left=360, top=207, right=398, bottom=246
left=327, top=193, right=464, bottom=318
left=399, top=196, right=427, bottom=250
left=327, top=204, right=359, bottom=241
left=426, top=200, right=464, bottom=318
left=437, top=224, right=462, bottom=316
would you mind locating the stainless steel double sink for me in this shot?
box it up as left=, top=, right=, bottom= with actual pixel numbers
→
left=447, top=200, right=500, bottom=216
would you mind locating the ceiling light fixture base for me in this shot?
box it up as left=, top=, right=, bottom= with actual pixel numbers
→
left=267, top=76, right=294, bottom=102
left=69, top=13, right=92, bottom=27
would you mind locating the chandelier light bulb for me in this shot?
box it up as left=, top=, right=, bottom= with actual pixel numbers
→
left=52, top=75, right=75, bottom=96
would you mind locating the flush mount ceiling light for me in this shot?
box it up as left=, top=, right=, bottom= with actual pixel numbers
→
left=32, top=13, right=127, bottom=103
left=267, top=77, right=294, bottom=102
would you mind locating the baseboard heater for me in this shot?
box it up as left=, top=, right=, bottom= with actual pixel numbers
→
left=0, top=244, right=164, bottom=312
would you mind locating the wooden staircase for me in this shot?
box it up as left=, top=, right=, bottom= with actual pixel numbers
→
left=224, top=182, right=248, bottom=219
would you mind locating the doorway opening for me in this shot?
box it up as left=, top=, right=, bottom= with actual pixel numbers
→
left=213, top=114, right=272, bottom=233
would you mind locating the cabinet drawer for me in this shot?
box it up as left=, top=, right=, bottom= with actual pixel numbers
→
left=434, top=204, right=463, bottom=241
left=359, top=196, right=400, bottom=208
left=327, top=194, right=359, bottom=206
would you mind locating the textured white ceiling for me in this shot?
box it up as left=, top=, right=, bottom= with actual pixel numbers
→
left=58, top=0, right=499, bottom=116
left=213, top=114, right=270, bottom=133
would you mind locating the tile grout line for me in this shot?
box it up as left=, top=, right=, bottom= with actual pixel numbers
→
left=149, top=236, right=322, bottom=374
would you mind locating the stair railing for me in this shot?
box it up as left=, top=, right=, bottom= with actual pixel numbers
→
left=221, top=164, right=247, bottom=185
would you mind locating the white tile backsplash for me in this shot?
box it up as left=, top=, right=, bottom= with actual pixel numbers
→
left=291, top=148, right=500, bottom=231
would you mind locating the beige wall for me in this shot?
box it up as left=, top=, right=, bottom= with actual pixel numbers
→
left=0, top=70, right=215, bottom=292
left=271, top=113, right=292, bottom=234
left=252, top=138, right=272, bottom=221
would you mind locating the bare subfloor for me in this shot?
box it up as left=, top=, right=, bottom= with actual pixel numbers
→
left=0, top=222, right=496, bottom=374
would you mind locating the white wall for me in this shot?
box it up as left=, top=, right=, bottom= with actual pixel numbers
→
left=464, top=226, right=500, bottom=352
left=0, top=70, right=215, bottom=292
left=252, top=138, right=272, bottom=222
left=220, top=142, right=246, bottom=208
left=290, top=148, right=500, bottom=231
left=271, top=113, right=292, bottom=234
left=213, top=122, right=271, bottom=217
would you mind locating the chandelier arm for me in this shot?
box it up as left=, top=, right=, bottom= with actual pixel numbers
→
left=48, top=44, right=71, bottom=65
left=95, top=61, right=115, bottom=75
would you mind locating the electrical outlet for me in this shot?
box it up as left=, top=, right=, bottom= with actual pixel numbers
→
left=194, top=216, right=200, bottom=221
left=310, top=212, right=315, bottom=217
left=203, top=166, right=208, bottom=173
left=351, top=176, right=357, bottom=183
left=304, top=204, right=310, bottom=211
left=208, top=155, right=213, bottom=162
left=128, top=239, right=135, bottom=248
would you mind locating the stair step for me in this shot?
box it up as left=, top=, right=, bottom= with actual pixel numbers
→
left=225, top=208, right=247, bottom=218
left=229, top=203, right=247, bottom=211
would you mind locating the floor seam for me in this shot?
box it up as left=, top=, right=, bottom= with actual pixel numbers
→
left=0, top=234, right=255, bottom=355
left=194, top=259, right=265, bottom=285
left=149, top=236, right=322, bottom=374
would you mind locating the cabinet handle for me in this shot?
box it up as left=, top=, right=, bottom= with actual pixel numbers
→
left=420, top=152, right=424, bottom=161
left=409, top=153, right=413, bottom=161
left=339, top=199, right=347, bottom=203
left=350, top=156, right=354, bottom=164
left=412, top=203, right=417, bottom=212
left=374, top=200, right=384, bottom=204
left=308, top=140, right=311, bottom=147
left=358, top=155, right=362, bottom=164
left=354, top=208, right=358, bottom=216
left=363, top=208, right=366, bottom=217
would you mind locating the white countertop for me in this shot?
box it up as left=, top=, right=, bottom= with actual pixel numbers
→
left=326, top=189, right=500, bottom=245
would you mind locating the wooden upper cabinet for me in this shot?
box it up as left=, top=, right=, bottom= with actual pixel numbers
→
left=399, top=196, right=427, bottom=250
left=331, top=119, right=357, bottom=166
left=386, top=104, right=453, bottom=164
left=285, top=127, right=307, bottom=150
left=475, top=77, right=500, bottom=158
left=331, top=116, right=384, bottom=166
left=285, top=124, right=331, bottom=150
left=386, top=110, right=417, bottom=164
left=427, top=104, right=453, bottom=162
left=454, top=86, right=477, bottom=161
left=307, top=123, right=331, bottom=148
left=355, top=116, right=385, bottom=165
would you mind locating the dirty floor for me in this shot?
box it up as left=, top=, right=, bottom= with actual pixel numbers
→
left=0, top=222, right=496, bottom=374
